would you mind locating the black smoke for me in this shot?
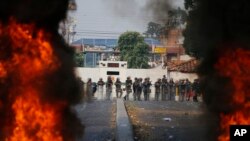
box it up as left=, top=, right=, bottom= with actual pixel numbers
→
left=144, top=0, right=172, bottom=23
left=184, top=0, right=250, bottom=140
left=105, top=0, right=139, bottom=17
left=0, top=0, right=69, bottom=30
left=184, top=0, right=250, bottom=111
left=105, top=0, right=178, bottom=26
left=0, top=0, right=84, bottom=140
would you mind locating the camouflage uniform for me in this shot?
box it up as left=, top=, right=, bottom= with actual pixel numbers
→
left=97, top=78, right=105, bottom=100
left=143, top=78, right=151, bottom=101
left=161, top=75, right=168, bottom=101
left=154, top=79, right=161, bottom=101
left=115, top=78, right=123, bottom=98
left=106, top=76, right=113, bottom=100
left=168, top=79, right=174, bottom=100
left=124, top=77, right=132, bottom=100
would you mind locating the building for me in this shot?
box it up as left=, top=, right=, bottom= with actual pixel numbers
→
left=162, top=28, right=185, bottom=61
left=71, top=38, right=164, bottom=67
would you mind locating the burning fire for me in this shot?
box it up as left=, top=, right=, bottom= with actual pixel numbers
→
left=0, top=20, right=67, bottom=141
left=215, top=48, right=250, bottom=141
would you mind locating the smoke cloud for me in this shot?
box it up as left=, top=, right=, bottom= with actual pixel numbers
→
left=0, top=0, right=69, bottom=30
left=144, top=0, right=172, bottom=23
left=184, top=0, right=250, bottom=139
left=0, top=0, right=84, bottom=140
left=185, top=0, right=250, bottom=110
left=105, top=0, right=139, bottom=17
left=104, top=0, right=184, bottom=27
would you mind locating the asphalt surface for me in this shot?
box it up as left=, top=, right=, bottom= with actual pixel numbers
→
left=75, top=100, right=116, bottom=141
left=125, top=101, right=218, bottom=141
left=73, top=90, right=215, bottom=141
left=116, top=99, right=134, bottom=141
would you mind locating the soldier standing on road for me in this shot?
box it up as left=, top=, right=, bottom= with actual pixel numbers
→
left=154, top=78, right=161, bottom=101
left=133, top=77, right=138, bottom=100
left=115, top=78, right=123, bottom=98
left=143, top=78, right=151, bottom=101
left=106, top=76, right=113, bottom=100
left=97, top=78, right=105, bottom=100
left=192, top=79, right=200, bottom=102
left=148, top=77, right=152, bottom=100
left=185, top=79, right=192, bottom=101
left=161, top=75, right=168, bottom=101
left=169, top=78, right=174, bottom=100
left=92, top=81, right=97, bottom=96
left=137, top=78, right=143, bottom=101
left=86, top=78, right=93, bottom=102
left=124, top=76, right=132, bottom=100
left=179, top=80, right=186, bottom=102
left=77, top=77, right=84, bottom=101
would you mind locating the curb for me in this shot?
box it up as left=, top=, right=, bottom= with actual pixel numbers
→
left=116, top=99, right=134, bottom=141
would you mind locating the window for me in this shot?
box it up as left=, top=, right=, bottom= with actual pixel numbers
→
left=107, top=71, right=119, bottom=75
left=107, top=63, right=119, bottom=68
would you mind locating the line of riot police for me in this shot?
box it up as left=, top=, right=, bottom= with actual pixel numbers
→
left=83, top=76, right=201, bottom=102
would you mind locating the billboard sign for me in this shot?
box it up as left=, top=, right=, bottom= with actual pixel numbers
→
left=154, top=46, right=167, bottom=54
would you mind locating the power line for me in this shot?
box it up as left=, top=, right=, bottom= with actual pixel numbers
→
left=76, top=31, right=122, bottom=35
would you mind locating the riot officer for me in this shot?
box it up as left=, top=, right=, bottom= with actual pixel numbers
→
left=154, top=78, right=161, bottom=101
left=115, top=78, right=123, bottom=98
left=169, top=78, right=174, bottom=100
left=143, top=78, right=151, bottom=101
left=97, top=78, right=105, bottom=100
left=179, top=79, right=186, bottom=102
left=133, top=77, right=138, bottom=100
left=185, top=79, right=192, bottom=101
left=137, top=78, right=143, bottom=101
left=161, top=75, right=168, bottom=101
left=106, top=76, right=113, bottom=100
left=124, top=76, right=132, bottom=100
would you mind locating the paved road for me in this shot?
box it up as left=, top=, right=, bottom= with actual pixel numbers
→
left=125, top=101, right=218, bottom=141
left=75, top=100, right=116, bottom=141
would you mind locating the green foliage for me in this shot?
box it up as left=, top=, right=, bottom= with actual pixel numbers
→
left=166, top=7, right=188, bottom=28
left=144, top=8, right=187, bottom=39
left=144, top=22, right=164, bottom=39
left=118, top=31, right=144, bottom=61
left=118, top=31, right=149, bottom=69
left=184, top=0, right=197, bottom=10
left=183, top=7, right=202, bottom=58
left=183, top=0, right=220, bottom=58
left=74, top=52, right=84, bottom=67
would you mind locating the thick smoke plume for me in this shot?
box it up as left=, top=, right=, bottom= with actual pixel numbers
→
left=0, top=0, right=84, bottom=140
left=106, top=0, right=139, bottom=17
left=0, top=0, right=69, bottom=30
left=184, top=0, right=250, bottom=140
left=185, top=0, right=250, bottom=111
left=105, top=0, right=179, bottom=25
left=144, top=0, right=172, bottom=23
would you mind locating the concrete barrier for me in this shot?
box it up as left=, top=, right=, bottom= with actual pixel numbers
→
left=116, top=99, right=134, bottom=141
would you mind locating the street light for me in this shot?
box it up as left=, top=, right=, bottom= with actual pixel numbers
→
left=68, top=0, right=77, bottom=11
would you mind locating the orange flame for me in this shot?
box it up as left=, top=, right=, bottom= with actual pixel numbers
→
left=215, top=48, right=250, bottom=141
left=0, top=20, right=66, bottom=141
left=9, top=89, right=65, bottom=141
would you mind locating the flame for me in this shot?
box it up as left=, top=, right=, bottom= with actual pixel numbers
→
left=9, top=89, right=65, bottom=141
left=0, top=20, right=66, bottom=141
left=214, top=48, right=250, bottom=141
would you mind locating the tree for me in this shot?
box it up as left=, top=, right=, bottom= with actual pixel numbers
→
left=184, top=0, right=197, bottom=10
left=144, top=22, right=164, bottom=39
left=166, top=7, right=188, bottom=28
left=118, top=31, right=150, bottom=69
left=144, top=8, right=187, bottom=39
left=183, top=0, right=203, bottom=58
left=74, top=52, right=84, bottom=67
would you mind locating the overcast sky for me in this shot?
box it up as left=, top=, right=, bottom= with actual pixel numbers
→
left=71, top=0, right=184, bottom=40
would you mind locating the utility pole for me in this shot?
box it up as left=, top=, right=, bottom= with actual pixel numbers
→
left=60, top=0, right=77, bottom=43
